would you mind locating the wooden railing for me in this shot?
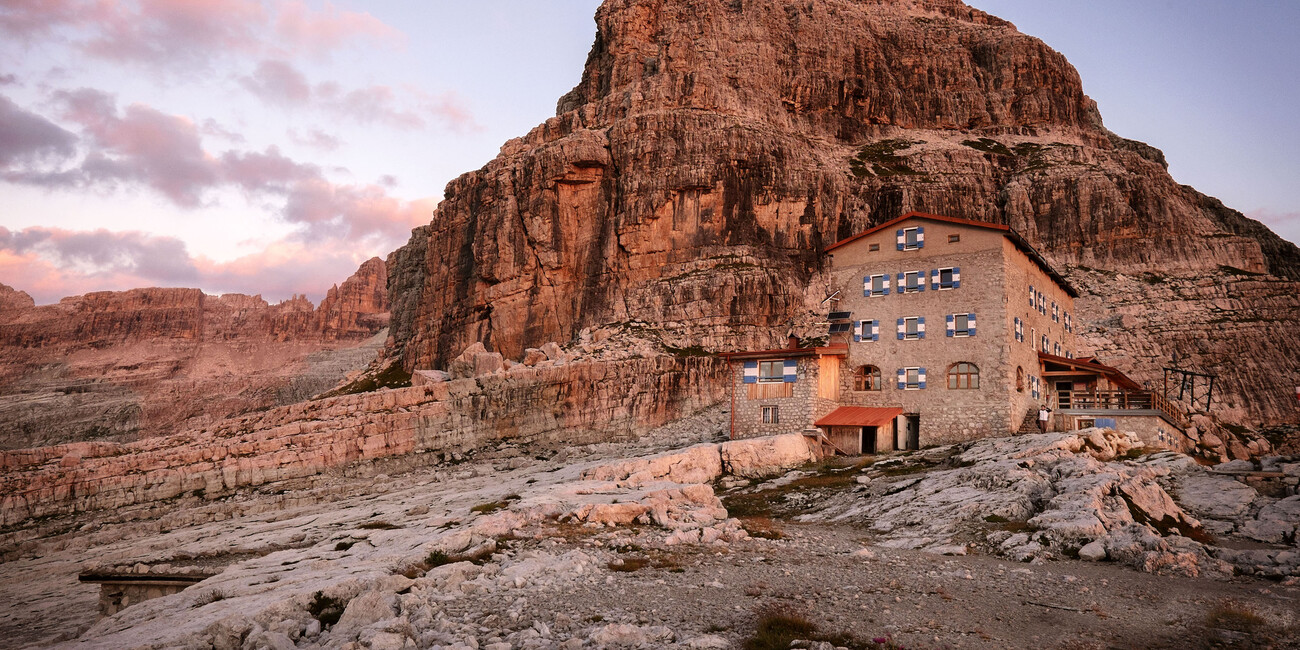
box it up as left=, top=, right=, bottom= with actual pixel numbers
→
left=1056, top=390, right=1189, bottom=429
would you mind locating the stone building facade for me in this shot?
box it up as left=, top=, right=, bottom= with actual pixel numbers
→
left=722, top=343, right=845, bottom=439
left=725, top=213, right=1105, bottom=450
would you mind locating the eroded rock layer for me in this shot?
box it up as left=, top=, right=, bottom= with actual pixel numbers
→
left=386, top=0, right=1300, bottom=428
left=0, top=356, right=725, bottom=527
left=0, top=258, right=391, bottom=448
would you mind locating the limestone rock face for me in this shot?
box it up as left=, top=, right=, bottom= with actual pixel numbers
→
left=0, top=259, right=391, bottom=448
left=384, top=0, right=1300, bottom=433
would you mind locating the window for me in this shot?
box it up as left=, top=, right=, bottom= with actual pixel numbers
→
left=761, top=406, right=779, bottom=424
left=758, top=360, right=784, bottom=383
left=902, top=271, right=923, bottom=293
left=1014, top=317, right=1024, bottom=342
left=898, top=367, right=926, bottom=390
left=854, top=319, right=879, bottom=343
left=855, top=365, right=882, bottom=391
left=948, top=234, right=960, bottom=243
left=865, top=273, right=890, bottom=297
left=947, top=313, right=976, bottom=337
left=1016, top=366, right=1025, bottom=392
left=1053, top=342, right=1061, bottom=356
left=948, top=362, right=979, bottom=389
left=1064, top=312, right=1073, bottom=333
left=1052, top=302, right=1059, bottom=323
left=1042, top=334, right=1049, bottom=352
left=868, top=243, right=880, bottom=252
left=897, top=317, right=926, bottom=339
left=1031, top=327, right=1037, bottom=350
left=902, top=227, right=922, bottom=250
left=932, top=267, right=960, bottom=290
left=1029, top=285, right=1035, bottom=307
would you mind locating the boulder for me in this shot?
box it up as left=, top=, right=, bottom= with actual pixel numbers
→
left=1174, top=474, right=1256, bottom=520
left=582, top=444, right=722, bottom=486
left=720, top=434, right=816, bottom=479
left=1078, top=540, right=1107, bottom=562
left=335, top=591, right=398, bottom=631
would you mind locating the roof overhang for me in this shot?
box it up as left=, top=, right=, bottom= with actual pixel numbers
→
left=720, top=344, right=848, bottom=361
left=815, top=406, right=904, bottom=428
left=1038, top=352, right=1143, bottom=391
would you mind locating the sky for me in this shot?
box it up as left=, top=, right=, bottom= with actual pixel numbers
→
left=1, top=1, right=1296, bottom=306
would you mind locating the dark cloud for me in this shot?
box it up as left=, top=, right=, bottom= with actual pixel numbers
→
left=239, top=59, right=312, bottom=106
left=0, top=226, right=200, bottom=284
left=0, top=94, right=78, bottom=166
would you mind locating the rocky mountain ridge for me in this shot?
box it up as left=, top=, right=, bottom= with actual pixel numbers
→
left=385, top=0, right=1300, bottom=430
left=0, top=258, right=391, bottom=448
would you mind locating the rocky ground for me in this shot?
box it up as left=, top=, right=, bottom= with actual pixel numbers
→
left=1, top=414, right=1297, bottom=649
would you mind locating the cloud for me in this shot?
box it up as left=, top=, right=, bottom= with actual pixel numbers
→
left=4, top=90, right=432, bottom=245
left=0, top=0, right=402, bottom=71
left=0, top=225, right=386, bottom=305
left=0, top=74, right=18, bottom=85
left=241, top=59, right=478, bottom=131
left=287, top=128, right=341, bottom=151
left=0, top=94, right=78, bottom=166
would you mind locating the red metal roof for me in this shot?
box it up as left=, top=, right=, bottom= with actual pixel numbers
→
left=815, top=406, right=903, bottom=428
left=823, top=211, right=1079, bottom=298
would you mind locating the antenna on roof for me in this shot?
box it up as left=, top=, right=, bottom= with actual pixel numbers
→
left=820, top=290, right=841, bottom=305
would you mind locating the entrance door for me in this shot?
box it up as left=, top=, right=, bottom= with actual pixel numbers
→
left=861, top=426, right=877, bottom=455
left=905, top=415, right=920, bottom=450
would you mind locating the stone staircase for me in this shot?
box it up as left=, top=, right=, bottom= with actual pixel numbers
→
left=1017, top=411, right=1041, bottom=435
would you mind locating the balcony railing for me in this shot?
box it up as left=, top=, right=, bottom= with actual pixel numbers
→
left=1056, top=390, right=1188, bottom=429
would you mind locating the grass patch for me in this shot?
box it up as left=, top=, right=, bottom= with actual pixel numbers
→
left=722, top=460, right=869, bottom=519
left=357, top=521, right=400, bottom=530
left=325, top=362, right=412, bottom=397
left=607, top=557, right=651, bottom=572
left=740, top=516, right=785, bottom=540
left=1205, top=600, right=1267, bottom=634
left=307, top=591, right=346, bottom=627
left=849, top=139, right=923, bottom=177
left=962, top=138, right=1013, bottom=156
left=470, top=494, right=520, bottom=514
left=744, top=607, right=869, bottom=650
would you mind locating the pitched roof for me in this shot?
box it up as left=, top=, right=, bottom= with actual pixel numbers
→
left=1038, top=352, right=1144, bottom=391
left=815, top=406, right=903, bottom=428
left=824, top=211, right=1079, bottom=298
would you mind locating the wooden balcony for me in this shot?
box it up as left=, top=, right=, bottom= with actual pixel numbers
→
left=1055, top=390, right=1189, bottom=429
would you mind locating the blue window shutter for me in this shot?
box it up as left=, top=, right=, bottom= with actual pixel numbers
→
left=896, top=318, right=905, bottom=340
left=863, top=276, right=870, bottom=297
left=743, top=360, right=758, bottom=384
left=930, top=269, right=939, bottom=290
left=968, top=313, right=977, bottom=337
left=897, top=368, right=906, bottom=388
left=896, top=229, right=905, bottom=251
left=918, top=367, right=927, bottom=389
left=946, top=314, right=954, bottom=337
left=882, top=276, right=891, bottom=296
left=918, top=316, right=926, bottom=339
left=896, top=272, right=904, bottom=290
left=783, top=359, right=798, bottom=383
left=853, top=321, right=862, bottom=343
left=871, top=320, right=879, bottom=342
left=918, top=271, right=926, bottom=292
left=916, top=226, right=925, bottom=248
left=952, top=267, right=961, bottom=289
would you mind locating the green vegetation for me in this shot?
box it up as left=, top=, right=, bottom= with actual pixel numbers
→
left=1205, top=601, right=1267, bottom=634
left=743, top=608, right=877, bottom=650
left=470, top=494, right=520, bottom=514
left=357, top=520, right=400, bottom=530
left=849, top=139, right=923, bottom=178
left=325, top=362, right=412, bottom=397
left=962, top=138, right=1013, bottom=157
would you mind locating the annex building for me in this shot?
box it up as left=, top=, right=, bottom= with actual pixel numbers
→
left=723, top=212, right=1188, bottom=454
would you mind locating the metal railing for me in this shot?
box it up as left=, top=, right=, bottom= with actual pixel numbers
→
left=1056, top=390, right=1189, bottom=428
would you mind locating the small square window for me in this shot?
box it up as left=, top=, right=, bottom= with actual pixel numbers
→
left=948, top=234, right=960, bottom=243
left=761, top=406, right=779, bottom=424
left=758, top=360, right=783, bottom=383
left=904, top=317, right=920, bottom=340
left=868, top=243, right=880, bottom=252
left=903, top=271, right=922, bottom=293
left=953, top=314, right=970, bottom=336
left=903, top=228, right=920, bottom=250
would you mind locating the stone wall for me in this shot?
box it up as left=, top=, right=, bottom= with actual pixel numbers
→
left=0, top=356, right=727, bottom=528
left=728, top=357, right=835, bottom=439
left=827, top=222, right=1015, bottom=445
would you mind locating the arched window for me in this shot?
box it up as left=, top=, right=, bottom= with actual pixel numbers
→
left=949, top=362, right=980, bottom=389
left=1016, top=366, right=1025, bottom=392
left=854, top=365, right=882, bottom=391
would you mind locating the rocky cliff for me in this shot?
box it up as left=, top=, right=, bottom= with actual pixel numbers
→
left=386, top=0, right=1300, bottom=428
left=0, top=258, right=392, bottom=448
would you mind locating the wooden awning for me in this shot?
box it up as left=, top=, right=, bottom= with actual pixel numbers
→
left=1038, top=352, right=1143, bottom=391
left=815, top=406, right=903, bottom=428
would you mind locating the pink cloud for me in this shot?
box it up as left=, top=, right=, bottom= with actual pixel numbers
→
left=0, top=226, right=387, bottom=305
left=0, top=94, right=78, bottom=166
left=241, top=59, right=474, bottom=131
left=0, top=0, right=403, bottom=70
left=274, top=0, right=404, bottom=58
left=287, top=128, right=341, bottom=151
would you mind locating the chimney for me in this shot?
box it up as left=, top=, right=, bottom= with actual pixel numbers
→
left=787, top=335, right=800, bottom=349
